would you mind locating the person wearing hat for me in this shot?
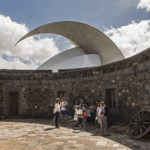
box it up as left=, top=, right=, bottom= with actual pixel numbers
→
left=101, top=101, right=104, bottom=104
left=60, top=96, right=68, bottom=122
left=74, top=105, right=79, bottom=127
left=53, top=98, right=60, bottom=128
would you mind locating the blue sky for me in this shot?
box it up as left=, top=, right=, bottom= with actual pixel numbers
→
left=0, top=0, right=149, bottom=29
left=0, top=0, right=150, bottom=69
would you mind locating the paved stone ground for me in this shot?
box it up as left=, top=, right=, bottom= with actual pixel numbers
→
left=0, top=119, right=149, bottom=150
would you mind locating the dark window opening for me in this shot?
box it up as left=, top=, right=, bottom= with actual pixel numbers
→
left=105, top=88, right=116, bottom=108
left=57, top=91, right=66, bottom=98
left=9, top=91, right=19, bottom=116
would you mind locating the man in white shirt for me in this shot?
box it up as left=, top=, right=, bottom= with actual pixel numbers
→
left=60, top=97, right=68, bottom=121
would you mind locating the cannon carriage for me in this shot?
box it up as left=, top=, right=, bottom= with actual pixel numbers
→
left=129, top=106, right=150, bottom=139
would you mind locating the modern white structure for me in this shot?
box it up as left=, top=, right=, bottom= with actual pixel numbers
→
left=16, top=21, right=124, bottom=72
left=38, top=47, right=101, bottom=72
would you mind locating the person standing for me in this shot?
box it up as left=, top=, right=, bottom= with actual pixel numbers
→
left=95, top=101, right=99, bottom=126
left=74, top=105, right=79, bottom=127
left=82, top=104, right=87, bottom=130
left=60, top=96, right=68, bottom=121
left=89, top=102, right=95, bottom=123
left=104, top=102, right=108, bottom=131
left=53, top=98, right=60, bottom=128
left=97, top=102, right=105, bottom=132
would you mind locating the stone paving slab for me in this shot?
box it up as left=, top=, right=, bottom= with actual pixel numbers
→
left=0, top=119, right=149, bottom=150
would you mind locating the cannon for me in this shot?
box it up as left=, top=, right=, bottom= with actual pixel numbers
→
left=129, top=106, right=150, bottom=139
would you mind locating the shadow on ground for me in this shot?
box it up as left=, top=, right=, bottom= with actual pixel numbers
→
left=0, top=118, right=150, bottom=150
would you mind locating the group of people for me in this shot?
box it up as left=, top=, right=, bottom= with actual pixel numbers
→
left=53, top=97, right=108, bottom=132
left=73, top=99, right=108, bottom=132
left=74, top=102, right=87, bottom=130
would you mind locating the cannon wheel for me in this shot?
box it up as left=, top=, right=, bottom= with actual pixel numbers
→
left=129, top=106, right=150, bottom=139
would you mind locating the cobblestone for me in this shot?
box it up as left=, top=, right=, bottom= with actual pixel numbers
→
left=0, top=119, right=149, bottom=150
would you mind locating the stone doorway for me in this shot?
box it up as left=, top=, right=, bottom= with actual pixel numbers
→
left=105, top=88, right=116, bottom=108
left=9, top=91, right=19, bottom=116
left=57, top=91, right=66, bottom=98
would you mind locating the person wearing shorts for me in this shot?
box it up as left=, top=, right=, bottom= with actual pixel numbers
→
left=82, top=105, right=87, bottom=130
left=74, top=105, right=79, bottom=127
left=60, top=97, right=68, bottom=121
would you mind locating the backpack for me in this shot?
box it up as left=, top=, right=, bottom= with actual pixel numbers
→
left=100, top=108, right=105, bottom=115
left=82, top=112, right=86, bottom=120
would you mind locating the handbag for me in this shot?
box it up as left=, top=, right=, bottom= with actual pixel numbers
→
left=95, top=116, right=98, bottom=120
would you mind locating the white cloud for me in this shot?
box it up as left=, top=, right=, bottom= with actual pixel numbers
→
left=1, top=13, right=150, bottom=70
left=0, top=14, right=59, bottom=69
left=137, top=0, right=150, bottom=12
left=104, top=20, right=150, bottom=57
left=0, top=55, right=37, bottom=69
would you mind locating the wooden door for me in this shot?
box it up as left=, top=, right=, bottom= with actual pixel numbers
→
left=106, top=88, right=115, bottom=108
left=9, top=92, right=19, bottom=116
left=57, top=91, right=66, bottom=98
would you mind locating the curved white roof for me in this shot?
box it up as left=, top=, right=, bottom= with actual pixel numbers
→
left=16, top=21, right=124, bottom=65
left=38, top=47, right=101, bottom=72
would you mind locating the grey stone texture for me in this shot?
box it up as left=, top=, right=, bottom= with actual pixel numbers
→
left=0, top=48, right=150, bottom=125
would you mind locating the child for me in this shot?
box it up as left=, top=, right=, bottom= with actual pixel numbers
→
left=82, top=105, right=87, bottom=130
left=74, top=106, right=79, bottom=127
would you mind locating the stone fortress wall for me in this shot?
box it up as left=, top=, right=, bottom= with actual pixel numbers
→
left=0, top=48, right=150, bottom=125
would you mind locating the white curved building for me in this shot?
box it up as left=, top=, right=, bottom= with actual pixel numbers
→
left=16, top=21, right=125, bottom=72
left=38, top=47, right=101, bottom=72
